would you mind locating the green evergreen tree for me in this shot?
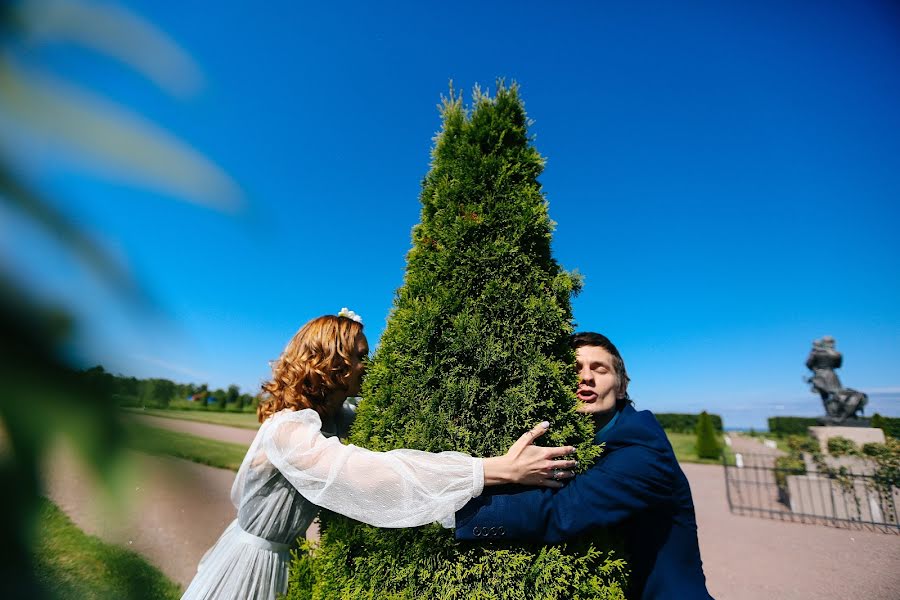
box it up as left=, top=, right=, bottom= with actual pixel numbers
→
left=225, top=384, right=241, bottom=406
left=695, top=411, right=721, bottom=460
left=288, top=83, right=628, bottom=599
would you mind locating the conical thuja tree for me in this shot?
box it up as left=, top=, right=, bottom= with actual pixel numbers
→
left=287, top=83, right=628, bottom=599
left=695, top=411, right=721, bottom=460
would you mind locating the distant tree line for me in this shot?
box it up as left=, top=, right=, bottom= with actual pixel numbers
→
left=655, top=412, right=723, bottom=433
left=79, top=366, right=258, bottom=412
left=767, top=416, right=821, bottom=436
left=768, top=415, right=898, bottom=439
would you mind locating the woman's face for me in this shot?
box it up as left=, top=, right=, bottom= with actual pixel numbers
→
left=344, top=332, right=369, bottom=398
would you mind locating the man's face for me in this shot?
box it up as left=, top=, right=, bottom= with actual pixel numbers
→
left=575, top=345, right=620, bottom=417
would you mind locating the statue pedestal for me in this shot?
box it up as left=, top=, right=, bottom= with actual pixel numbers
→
left=808, top=426, right=885, bottom=454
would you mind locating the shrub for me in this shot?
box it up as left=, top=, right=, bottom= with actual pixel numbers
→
left=786, top=435, right=819, bottom=454
left=695, top=411, right=721, bottom=460
left=775, top=436, right=820, bottom=500
left=774, top=455, right=806, bottom=492
left=767, top=416, right=819, bottom=437
left=655, top=413, right=723, bottom=433
left=871, top=413, right=900, bottom=439
left=862, top=438, right=898, bottom=458
left=826, top=436, right=859, bottom=457
left=288, top=83, right=628, bottom=599
left=863, top=439, right=900, bottom=488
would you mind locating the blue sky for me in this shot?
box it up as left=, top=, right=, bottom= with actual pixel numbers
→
left=5, top=0, right=899, bottom=428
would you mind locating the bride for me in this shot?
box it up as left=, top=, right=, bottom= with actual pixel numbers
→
left=181, top=311, right=576, bottom=600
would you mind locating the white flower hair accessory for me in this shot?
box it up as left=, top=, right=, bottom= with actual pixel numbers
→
left=338, top=307, right=363, bottom=324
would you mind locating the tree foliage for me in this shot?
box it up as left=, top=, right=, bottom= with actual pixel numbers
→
left=287, top=83, right=628, bottom=599
left=871, top=413, right=900, bottom=440
left=767, top=416, right=819, bottom=436
left=654, top=412, right=723, bottom=433
left=695, top=411, right=721, bottom=460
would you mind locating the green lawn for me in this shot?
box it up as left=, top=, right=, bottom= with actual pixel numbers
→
left=125, top=423, right=249, bottom=471
left=665, top=431, right=734, bottom=465
left=127, top=417, right=729, bottom=473
left=123, top=407, right=260, bottom=430
left=34, top=499, right=182, bottom=600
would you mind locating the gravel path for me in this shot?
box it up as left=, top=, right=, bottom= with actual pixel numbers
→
left=44, top=417, right=900, bottom=597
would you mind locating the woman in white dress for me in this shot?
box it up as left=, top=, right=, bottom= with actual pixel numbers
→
left=181, top=313, right=575, bottom=600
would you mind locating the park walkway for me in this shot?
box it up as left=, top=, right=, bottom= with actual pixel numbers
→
left=44, top=442, right=237, bottom=588
left=44, top=417, right=900, bottom=598
left=123, top=412, right=258, bottom=445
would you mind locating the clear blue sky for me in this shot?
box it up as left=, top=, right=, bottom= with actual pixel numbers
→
left=7, top=0, right=899, bottom=429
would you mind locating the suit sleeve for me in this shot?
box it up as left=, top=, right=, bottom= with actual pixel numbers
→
left=456, top=445, right=674, bottom=543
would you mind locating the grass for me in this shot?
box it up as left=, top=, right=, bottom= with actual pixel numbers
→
left=665, top=431, right=735, bottom=465
left=125, top=422, right=249, bottom=471
left=123, top=407, right=260, bottom=430
left=127, top=417, right=729, bottom=472
left=34, top=499, right=182, bottom=600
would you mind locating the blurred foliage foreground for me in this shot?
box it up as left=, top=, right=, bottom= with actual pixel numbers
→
left=1, top=0, right=239, bottom=596
left=0, top=285, right=128, bottom=597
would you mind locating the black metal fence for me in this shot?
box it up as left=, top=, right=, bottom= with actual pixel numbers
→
left=723, top=452, right=900, bottom=533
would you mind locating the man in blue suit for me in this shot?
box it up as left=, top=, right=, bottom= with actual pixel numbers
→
left=455, top=332, right=712, bottom=599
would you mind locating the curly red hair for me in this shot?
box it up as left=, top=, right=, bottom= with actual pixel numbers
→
left=258, top=315, right=364, bottom=423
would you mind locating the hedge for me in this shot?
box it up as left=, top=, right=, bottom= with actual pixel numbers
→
left=767, top=416, right=819, bottom=436
left=655, top=413, right=723, bottom=433
left=871, top=414, right=900, bottom=439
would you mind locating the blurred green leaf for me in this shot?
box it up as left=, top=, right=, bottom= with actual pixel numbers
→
left=0, top=59, right=241, bottom=211
left=15, top=0, right=203, bottom=97
left=0, top=2, right=245, bottom=596
left=0, top=160, right=140, bottom=298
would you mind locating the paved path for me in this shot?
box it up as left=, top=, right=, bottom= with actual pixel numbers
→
left=124, top=413, right=258, bottom=445
left=43, top=442, right=237, bottom=589
left=686, top=462, right=899, bottom=600
left=45, top=417, right=900, bottom=598
left=726, top=432, right=785, bottom=458
left=43, top=416, right=313, bottom=591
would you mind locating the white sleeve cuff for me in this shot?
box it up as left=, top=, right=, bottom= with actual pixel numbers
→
left=472, top=457, right=485, bottom=498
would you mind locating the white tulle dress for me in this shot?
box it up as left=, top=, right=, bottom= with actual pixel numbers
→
left=181, top=402, right=484, bottom=600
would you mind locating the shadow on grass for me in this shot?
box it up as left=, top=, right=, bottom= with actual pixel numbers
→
left=34, top=499, right=182, bottom=599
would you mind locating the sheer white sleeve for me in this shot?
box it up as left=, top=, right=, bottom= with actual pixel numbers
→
left=262, top=409, right=484, bottom=528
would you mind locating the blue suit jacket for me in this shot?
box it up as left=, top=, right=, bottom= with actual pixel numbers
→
left=455, top=404, right=712, bottom=599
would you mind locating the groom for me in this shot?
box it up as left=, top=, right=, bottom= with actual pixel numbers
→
left=455, top=332, right=712, bottom=599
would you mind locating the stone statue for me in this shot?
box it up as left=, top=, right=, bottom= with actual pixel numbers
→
left=805, top=336, right=868, bottom=424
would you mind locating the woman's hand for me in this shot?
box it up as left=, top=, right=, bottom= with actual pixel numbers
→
left=483, top=422, right=577, bottom=489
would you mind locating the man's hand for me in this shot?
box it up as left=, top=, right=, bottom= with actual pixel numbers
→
left=483, top=422, right=577, bottom=488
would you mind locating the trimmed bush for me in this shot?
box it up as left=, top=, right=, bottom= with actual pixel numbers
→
left=775, top=437, right=820, bottom=500
left=773, top=455, right=806, bottom=493
left=786, top=435, right=819, bottom=454
left=655, top=413, right=723, bottom=433
left=826, top=436, right=859, bottom=457
left=695, top=411, right=721, bottom=460
left=768, top=416, right=819, bottom=437
left=871, top=413, right=900, bottom=439
left=288, top=83, right=628, bottom=599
